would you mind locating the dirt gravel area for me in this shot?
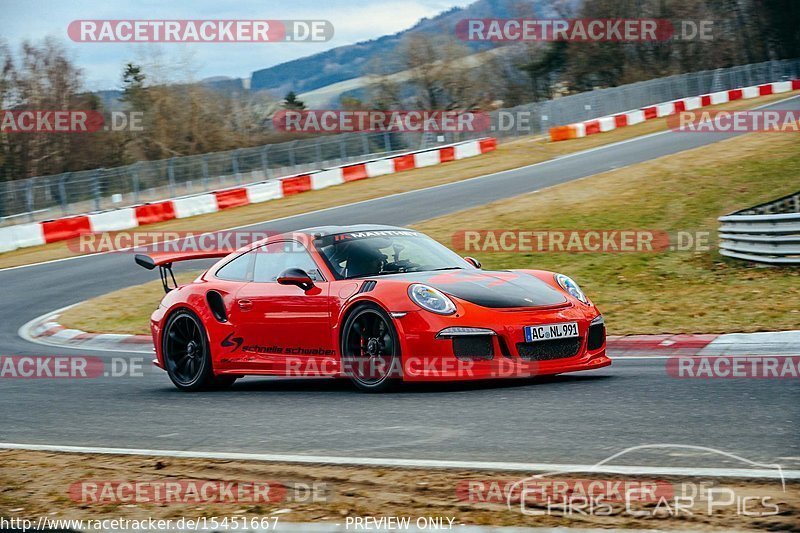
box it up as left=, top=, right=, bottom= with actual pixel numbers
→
left=0, top=450, right=797, bottom=531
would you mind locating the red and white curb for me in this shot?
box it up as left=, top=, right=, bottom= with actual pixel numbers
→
left=0, top=138, right=497, bottom=254
left=20, top=306, right=799, bottom=358
left=19, top=306, right=153, bottom=354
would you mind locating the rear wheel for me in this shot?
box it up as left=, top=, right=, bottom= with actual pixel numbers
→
left=163, top=310, right=233, bottom=391
left=341, top=304, right=401, bottom=392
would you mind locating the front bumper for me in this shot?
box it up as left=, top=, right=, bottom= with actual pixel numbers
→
left=392, top=305, right=610, bottom=382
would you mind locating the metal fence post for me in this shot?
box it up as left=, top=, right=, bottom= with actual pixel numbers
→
left=58, top=174, right=69, bottom=215
left=131, top=164, right=140, bottom=204
left=288, top=141, right=297, bottom=170
left=92, top=170, right=102, bottom=211
left=362, top=134, right=369, bottom=157
left=201, top=155, right=210, bottom=190
left=25, top=180, right=35, bottom=222
left=339, top=137, right=347, bottom=162
left=232, top=149, right=241, bottom=184
left=315, top=139, right=323, bottom=165
left=261, top=145, right=271, bottom=179
left=168, top=158, right=176, bottom=196
left=383, top=132, right=391, bottom=153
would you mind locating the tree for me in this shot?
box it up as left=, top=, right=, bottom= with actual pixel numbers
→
left=283, top=91, right=306, bottom=110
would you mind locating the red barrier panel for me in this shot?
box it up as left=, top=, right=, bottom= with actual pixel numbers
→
left=393, top=154, right=416, bottom=172
left=700, top=95, right=712, bottom=107
left=214, top=188, right=249, bottom=210
left=673, top=100, right=686, bottom=113
left=135, top=202, right=176, bottom=225
left=478, top=138, right=497, bottom=152
left=758, top=83, right=773, bottom=96
left=281, top=175, right=312, bottom=196
left=584, top=120, right=600, bottom=135
left=793, top=80, right=800, bottom=90
left=728, top=89, right=743, bottom=101
left=342, top=164, right=368, bottom=182
left=439, top=146, right=455, bottom=163
left=614, top=114, right=628, bottom=128
left=642, top=107, right=657, bottom=120
left=42, top=216, right=91, bottom=243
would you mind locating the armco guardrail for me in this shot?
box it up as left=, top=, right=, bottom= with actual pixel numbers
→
left=718, top=191, right=800, bottom=265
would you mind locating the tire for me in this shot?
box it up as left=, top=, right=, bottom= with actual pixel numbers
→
left=340, top=304, right=401, bottom=393
left=162, top=309, right=220, bottom=391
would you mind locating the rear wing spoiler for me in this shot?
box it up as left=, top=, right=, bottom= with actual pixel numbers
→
left=135, top=250, right=230, bottom=293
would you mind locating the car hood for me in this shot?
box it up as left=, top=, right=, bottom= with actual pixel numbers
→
left=387, top=270, right=568, bottom=308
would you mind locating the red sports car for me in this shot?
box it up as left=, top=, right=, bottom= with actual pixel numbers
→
left=136, top=225, right=609, bottom=392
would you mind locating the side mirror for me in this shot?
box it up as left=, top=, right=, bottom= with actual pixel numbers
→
left=277, top=268, right=315, bottom=291
left=464, top=256, right=482, bottom=269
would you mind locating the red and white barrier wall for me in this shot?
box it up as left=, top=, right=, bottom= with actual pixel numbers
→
left=0, top=138, right=497, bottom=253
left=550, top=80, right=800, bottom=141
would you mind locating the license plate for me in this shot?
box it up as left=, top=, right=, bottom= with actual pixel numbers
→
left=524, top=322, right=579, bottom=342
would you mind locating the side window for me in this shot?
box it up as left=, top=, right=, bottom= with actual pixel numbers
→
left=252, top=241, right=322, bottom=283
left=215, top=252, right=252, bottom=281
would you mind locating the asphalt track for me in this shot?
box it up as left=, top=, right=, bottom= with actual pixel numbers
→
left=1, top=96, right=798, bottom=471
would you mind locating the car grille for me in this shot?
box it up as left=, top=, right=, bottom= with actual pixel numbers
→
left=452, top=336, right=494, bottom=360
left=516, top=338, right=582, bottom=360
left=587, top=321, right=606, bottom=350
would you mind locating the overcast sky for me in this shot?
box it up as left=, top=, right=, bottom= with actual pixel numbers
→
left=1, top=0, right=475, bottom=91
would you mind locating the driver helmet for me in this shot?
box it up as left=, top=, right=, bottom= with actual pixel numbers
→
left=343, top=241, right=387, bottom=278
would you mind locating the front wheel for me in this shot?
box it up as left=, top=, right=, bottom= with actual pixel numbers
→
left=162, top=309, right=222, bottom=391
left=341, top=304, right=401, bottom=392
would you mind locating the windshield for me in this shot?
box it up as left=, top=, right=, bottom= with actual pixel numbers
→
left=314, top=230, right=472, bottom=279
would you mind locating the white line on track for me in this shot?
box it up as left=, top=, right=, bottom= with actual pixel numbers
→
left=2, top=94, right=796, bottom=275
left=1, top=442, right=797, bottom=479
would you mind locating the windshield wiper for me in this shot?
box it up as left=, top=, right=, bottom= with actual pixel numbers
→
left=346, top=266, right=465, bottom=279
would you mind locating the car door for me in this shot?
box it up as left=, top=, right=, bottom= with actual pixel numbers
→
left=231, top=241, right=335, bottom=376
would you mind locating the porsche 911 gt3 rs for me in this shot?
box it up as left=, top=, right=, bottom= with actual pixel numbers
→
left=136, top=225, right=609, bottom=392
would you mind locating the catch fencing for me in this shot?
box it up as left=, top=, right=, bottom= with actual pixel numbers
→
left=718, top=191, right=800, bottom=265
left=2, top=57, right=799, bottom=224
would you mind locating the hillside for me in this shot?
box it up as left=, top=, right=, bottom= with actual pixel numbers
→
left=250, top=0, right=572, bottom=95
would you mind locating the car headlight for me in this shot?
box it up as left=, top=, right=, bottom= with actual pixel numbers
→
left=408, top=284, right=456, bottom=315
left=554, top=273, right=589, bottom=304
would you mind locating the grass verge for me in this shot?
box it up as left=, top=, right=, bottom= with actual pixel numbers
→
left=415, top=131, right=800, bottom=334
left=59, top=271, right=198, bottom=335
left=1, top=450, right=797, bottom=531
left=1, top=91, right=796, bottom=271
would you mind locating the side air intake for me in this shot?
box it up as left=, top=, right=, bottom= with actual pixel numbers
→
left=206, top=291, right=228, bottom=322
